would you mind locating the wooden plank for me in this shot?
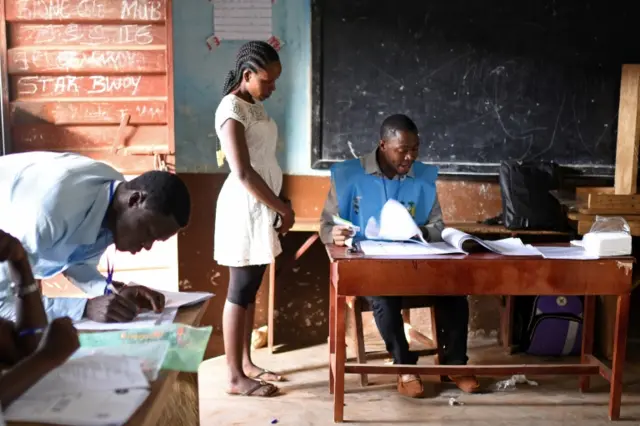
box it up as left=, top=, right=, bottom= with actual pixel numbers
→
left=8, top=48, right=166, bottom=74
left=11, top=74, right=166, bottom=98
left=587, top=193, right=640, bottom=214
left=6, top=0, right=167, bottom=22
left=568, top=212, right=640, bottom=222
left=9, top=149, right=172, bottom=174
left=0, top=0, right=10, bottom=155
left=11, top=124, right=169, bottom=151
left=577, top=220, right=640, bottom=236
left=614, top=64, right=640, bottom=194
left=11, top=100, right=167, bottom=124
left=165, top=0, right=175, bottom=155
left=8, top=23, right=166, bottom=46
left=576, top=187, right=615, bottom=202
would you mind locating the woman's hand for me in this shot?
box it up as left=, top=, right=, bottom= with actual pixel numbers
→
left=276, top=203, right=295, bottom=234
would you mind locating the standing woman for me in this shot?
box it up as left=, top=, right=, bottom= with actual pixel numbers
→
left=214, top=41, right=295, bottom=397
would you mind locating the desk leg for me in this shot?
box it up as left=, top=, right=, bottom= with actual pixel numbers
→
left=329, top=279, right=335, bottom=394
left=500, top=296, right=515, bottom=353
left=268, top=261, right=276, bottom=353
left=609, top=294, right=630, bottom=421
left=334, top=293, right=347, bottom=423
left=579, top=295, right=595, bottom=392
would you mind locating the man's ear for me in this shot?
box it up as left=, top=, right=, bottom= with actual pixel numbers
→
left=379, top=139, right=386, bottom=151
left=127, top=191, right=146, bottom=208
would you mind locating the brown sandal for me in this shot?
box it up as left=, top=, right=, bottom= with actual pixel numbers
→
left=227, top=380, right=279, bottom=397
left=249, top=369, right=284, bottom=382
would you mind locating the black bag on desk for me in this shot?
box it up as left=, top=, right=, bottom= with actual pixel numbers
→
left=498, top=161, right=567, bottom=231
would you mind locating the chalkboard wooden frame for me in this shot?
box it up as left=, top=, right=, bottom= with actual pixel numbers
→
left=310, top=0, right=327, bottom=170
left=310, top=0, right=629, bottom=178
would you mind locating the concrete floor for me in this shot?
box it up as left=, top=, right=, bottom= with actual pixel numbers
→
left=198, top=338, right=640, bottom=426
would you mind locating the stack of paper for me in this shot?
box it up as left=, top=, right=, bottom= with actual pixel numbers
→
left=580, top=232, right=632, bottom=256
left=359, top=240, right=465, bottom=256
left=534, top=246, right=599, bottom=260
left=159, top=289, right=215, bottom=308
left=441, top=228, right=541, bottom=256
left=5, top=354, right=150, bottom=426
left=71, top=341, right=170, bottom=381
left=74, top=307, right=178, bottom=331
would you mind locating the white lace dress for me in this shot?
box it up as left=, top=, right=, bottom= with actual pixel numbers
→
left=213, top=94, right=283, bottom=267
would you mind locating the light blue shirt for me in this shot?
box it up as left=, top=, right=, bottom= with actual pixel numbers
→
left=0, top=152, right=124, bottom=321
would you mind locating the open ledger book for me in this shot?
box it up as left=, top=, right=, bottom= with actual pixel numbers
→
left=358, top=200, right=540, bottom=257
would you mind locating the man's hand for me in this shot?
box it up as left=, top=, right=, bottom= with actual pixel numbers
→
left=35, top=317, right=80, bottom=366
left=0, top=230, right=27, bottom=263
left=84, top=293, right=139, bottom=322
left=332, top=226, right=354, bottom=246
left=119, top=285, right=166, bottom=313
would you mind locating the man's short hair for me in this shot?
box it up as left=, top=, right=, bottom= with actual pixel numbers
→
left=124, top=171, right=191, bottom=227
left=380, top=114, right=419, bottom=141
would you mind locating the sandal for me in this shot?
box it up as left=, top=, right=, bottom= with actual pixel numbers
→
left=249, top=369, right=284, bottom=382
left=227, top=380, right=279, bottom=397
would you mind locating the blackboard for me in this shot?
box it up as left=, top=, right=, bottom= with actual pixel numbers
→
left=311, top=0, right=640, bottom=176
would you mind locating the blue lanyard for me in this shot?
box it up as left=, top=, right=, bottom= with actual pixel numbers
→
left=105, top=181, right=116, bottom=290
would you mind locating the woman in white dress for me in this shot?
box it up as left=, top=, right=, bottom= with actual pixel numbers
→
left=214, top=41, right=295, bottom=397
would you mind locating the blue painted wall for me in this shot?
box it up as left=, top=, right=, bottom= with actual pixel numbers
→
left=173, top=0, right=322, bottom=175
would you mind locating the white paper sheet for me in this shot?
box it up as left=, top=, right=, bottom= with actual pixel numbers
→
left=534, top=246, right=600, bottom=260
left=364, top=199, right=427, bottom=243
left=213, top=0, right=272, bottom=41
left=481, top=238, right=543, bottom=256
left=23, top=355, right=148, bottom=398
left=72, top=341, right=170, bottom=381
left=442, top=228, right=542, bottom=256
left=74, top=308, right=178, bottom=331
left=160, top=290, right=214, bottom=309
left=359, top=240, right=465, bottom=256
left=5, top=389, right=149, bottom=426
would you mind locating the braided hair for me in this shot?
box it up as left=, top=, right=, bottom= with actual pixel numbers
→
left=222, top=41, right=280, bottom=96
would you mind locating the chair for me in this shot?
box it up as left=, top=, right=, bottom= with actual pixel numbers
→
left=347, top=296, right=444, bottom=387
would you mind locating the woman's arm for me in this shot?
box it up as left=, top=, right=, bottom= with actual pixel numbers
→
left=0, top=317, right=79, bottom=408
left=0, top=350, right=58, bottom=408
left=219, top=119, right=290, bottom=216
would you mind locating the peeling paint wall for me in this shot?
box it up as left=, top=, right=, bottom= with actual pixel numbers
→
left=173, top=0, right=316, bottom=175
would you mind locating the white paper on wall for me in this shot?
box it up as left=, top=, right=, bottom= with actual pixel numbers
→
left=207, top=0, right=283, bottom=51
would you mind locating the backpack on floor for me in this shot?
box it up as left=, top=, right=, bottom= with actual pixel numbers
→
left=524, top=296, right=583, bottom=357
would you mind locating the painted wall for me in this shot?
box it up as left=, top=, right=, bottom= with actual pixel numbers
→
left=173, top=0, right=321, bottom=175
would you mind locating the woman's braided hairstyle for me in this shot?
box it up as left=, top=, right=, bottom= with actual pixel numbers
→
left=222, top=41, right=280, bottom=96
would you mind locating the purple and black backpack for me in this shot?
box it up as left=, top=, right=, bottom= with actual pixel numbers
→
left=524, top=296, right=583, bottom=357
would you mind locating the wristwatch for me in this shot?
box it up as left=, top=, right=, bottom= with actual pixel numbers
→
left=10, top=280, right=40, bottom=297
left=8, top=264, right=40, bottom=297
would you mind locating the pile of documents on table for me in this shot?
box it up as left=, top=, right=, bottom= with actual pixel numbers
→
left=4, top=354, right=152, bottom=426
left=4, top=289, right=214, bottom=426
left=351, top=200, right=631, bottom=259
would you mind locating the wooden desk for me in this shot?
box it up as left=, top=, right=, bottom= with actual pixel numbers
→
left=326, top=245, right=633, bottom=423
left=8, top=300, right=210, bottom=426
left=267, top=220, right=571, bottom=353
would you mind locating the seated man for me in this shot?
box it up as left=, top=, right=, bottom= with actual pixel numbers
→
left=319, top=114, right=479, bottom=398
left=0, top=229, right=80, bottom=412
left=0, top=151, right=191, bottom=323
